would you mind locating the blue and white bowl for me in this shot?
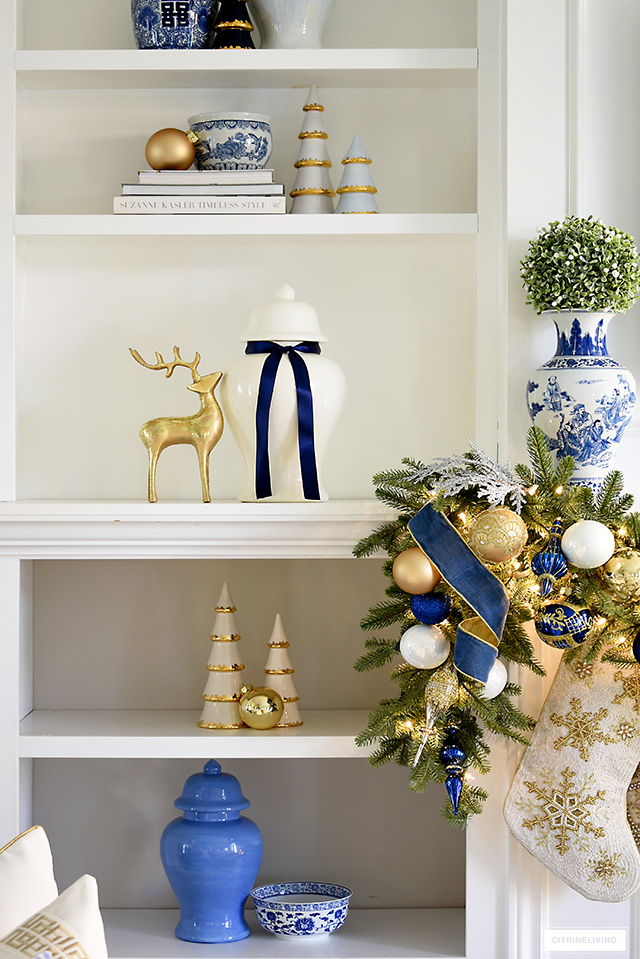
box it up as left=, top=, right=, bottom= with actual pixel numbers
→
left=131, top=0, right=215, bottom=49
left=187, top=113, right=272, bottom=170
left=251, top=881, right=352, bottom=940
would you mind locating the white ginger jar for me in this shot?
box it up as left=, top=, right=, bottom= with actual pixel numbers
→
left=220, top=284, right=346, bottom=502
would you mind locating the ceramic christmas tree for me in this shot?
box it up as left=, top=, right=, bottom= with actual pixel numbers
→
left=335, top=135, right=379, bottom=213
left=290, top=83, right=335, bottom=214
left=210, top=0, right=255, bottom=48
left=198, top=583, right=246, bottom=729
left=263, top=614, right=302, bottom=727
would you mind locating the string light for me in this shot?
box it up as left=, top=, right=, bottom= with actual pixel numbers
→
left=555, top=485, right=564, bottom=495
left=458, top=511, right=467, bottom=525
left=528, top=484, right=539, bottom=495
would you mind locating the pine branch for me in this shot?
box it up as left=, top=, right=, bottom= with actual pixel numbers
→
left=354, top=637, right=399, bottom=673
left=360, top=599, right=411, bottom=632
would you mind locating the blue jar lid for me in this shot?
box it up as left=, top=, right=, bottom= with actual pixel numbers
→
left=174, top=760, right=250, bottom=814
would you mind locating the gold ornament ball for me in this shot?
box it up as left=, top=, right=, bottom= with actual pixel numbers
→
left=603, top=549, right=640, bottom=601
left=239, top=685, right=284, bottom=730
left=468, top=507, right=528, bottom=564
left=392, top=547, right=442, bottom=595
left=144, top=128, right=196, bottom=171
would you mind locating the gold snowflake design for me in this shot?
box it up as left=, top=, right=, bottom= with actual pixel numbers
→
left=615, top=720, right=639, bottom=743
left=627, top=781, right=640, bottom=846
left=522, top=766, right=606, bottom=855
left=569, top=661, right=596, bottom=684
left=613, top=670, right=640, bottom=713
left=586, top=848, right=627, bottom=888
left=550, top=697, right=614, bottom=761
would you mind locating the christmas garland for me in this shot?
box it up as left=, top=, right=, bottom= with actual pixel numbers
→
left=354, top=426, right=640, bottom=827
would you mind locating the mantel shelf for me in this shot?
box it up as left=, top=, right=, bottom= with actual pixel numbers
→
left=15, top=47, right=478, bottom=90
left=14, top=214, right=479, bottom=238
left=19, top=709, right=371, bottom=759
left=0, top=500, right=394, bottom=558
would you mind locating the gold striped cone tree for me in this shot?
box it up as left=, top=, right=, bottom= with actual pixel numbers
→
left=290, top=82, right=335, bottom=214
left=264, top=613, right=303, bottom=726
left=198, top=582, right=246, bottom=729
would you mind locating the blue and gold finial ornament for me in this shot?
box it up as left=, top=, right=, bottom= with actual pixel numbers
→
left=440, top=726, right=466, bottom=815
left=531, top=518, right=568, bottom=597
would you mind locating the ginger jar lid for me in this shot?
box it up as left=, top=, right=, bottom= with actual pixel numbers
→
left=174, top=759, right=250, bottom=815
left=241, top=283, right=328, bottom=343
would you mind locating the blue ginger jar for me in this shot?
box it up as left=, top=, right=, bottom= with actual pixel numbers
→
left=131, top=0, right=216, bottom=48
left=160, top=759, right=263, bottom=942
left=526, top=310, right=636, bottom=490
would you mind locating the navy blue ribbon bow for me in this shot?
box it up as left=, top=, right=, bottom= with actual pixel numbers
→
left=245, top=340, right=322, bottom=500
left=408, top=503, right=510, bottom=683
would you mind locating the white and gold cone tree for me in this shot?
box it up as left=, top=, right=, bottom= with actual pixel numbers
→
left=263, top=613, right=302, bottom=727
left=335, top=134, right=379, bottom=214
left=290, top=82, right=335, bottom=214
left=198, top=582, right=245, bottom=729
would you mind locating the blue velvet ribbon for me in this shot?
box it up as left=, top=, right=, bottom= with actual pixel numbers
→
left=245, top=341, right=322, bottom=500
left=408, top=503, right=509, bottom=683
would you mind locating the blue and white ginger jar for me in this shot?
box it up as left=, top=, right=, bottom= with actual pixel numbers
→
left=131, top=0, right=216, bottom=48
left=526, top=310, right=636, bottom=489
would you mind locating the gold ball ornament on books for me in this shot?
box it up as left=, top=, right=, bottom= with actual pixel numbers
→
left=392, top=547, right=442, bottom=594
left=602, top=549, right=640, bottom=601
left=144, top=128, right=196, bottom=171
left=239, top=685, right=284, bottom=729
left=467, top=507, right=528, bottom=564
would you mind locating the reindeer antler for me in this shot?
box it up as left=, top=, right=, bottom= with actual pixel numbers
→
left=130, top=346, right=202, bottom=381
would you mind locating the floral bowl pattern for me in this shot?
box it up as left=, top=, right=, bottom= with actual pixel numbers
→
left=250, top=881, right=352, bottom=939
left=131, top=0, right=215, bottom=48
left=187, top=113, right=272, bottom=170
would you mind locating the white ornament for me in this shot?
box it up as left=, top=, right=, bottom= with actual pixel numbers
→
left=399, top=624, right=450, bottom=670
left=481, top=659, right=508, bottom=700
left=561, top=520, right=615, bottom=569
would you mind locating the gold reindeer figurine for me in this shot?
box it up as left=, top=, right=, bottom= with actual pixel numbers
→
left=130, top=346, right=224, bottom=503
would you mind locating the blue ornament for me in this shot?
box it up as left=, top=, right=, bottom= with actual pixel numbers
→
left=633, top=632, right=640, bottom=664
left=534, top=602, right=593, bottom=650
left=531, top=519, right=568, bottom=597
left=440, top=726, right=466, bottom=815
left=410, top=592, right=454, bottom=625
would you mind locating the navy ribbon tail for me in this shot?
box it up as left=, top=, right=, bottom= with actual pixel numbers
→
left=246, top=341, right=322, bottom=500
left=408, top=503, right=510, bottom=684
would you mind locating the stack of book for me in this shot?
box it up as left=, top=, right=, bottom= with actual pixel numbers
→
left=113, top=169, right=286, bottom=215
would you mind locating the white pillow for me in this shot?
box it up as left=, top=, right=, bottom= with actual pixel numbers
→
left=0, top=827, right=58, bottom=939
left=0, top=875, right=108, bottom=959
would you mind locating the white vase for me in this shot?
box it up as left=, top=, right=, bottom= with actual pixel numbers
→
left=251, top=0, right=336, bottom=49
left=220, top=284, right=346, bottom=502
left=526, top=310, right=637, bottom=489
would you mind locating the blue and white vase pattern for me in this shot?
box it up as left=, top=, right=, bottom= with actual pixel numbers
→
left=526, top=310, right=636, bottom=489
left=131, top=0, right=215, bottom=48
left=188, top=116, right=273, bottom=170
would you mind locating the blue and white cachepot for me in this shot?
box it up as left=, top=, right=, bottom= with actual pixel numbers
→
left=131, top=0, right=215, bottom=48
left=526, top=310, right=637, bottom=489
left=187, top=112, right=272, bottom=170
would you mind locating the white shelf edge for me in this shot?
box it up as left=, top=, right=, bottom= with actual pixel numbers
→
left=103, top=907, right=466, bottom=959
left=14, top=214, right=479, bottom=238
left=18, top=709, right=371, bottom=759
left=15, top=48, right=478, bottom=91
left=0, top=500, right=394, bottom=559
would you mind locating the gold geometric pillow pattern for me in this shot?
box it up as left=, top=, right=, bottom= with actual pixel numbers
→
left=504, top=655, right=640, bottom=902
left=0, top=875, right=107, bottom=959
left=0, top=827, right=58, bottom=939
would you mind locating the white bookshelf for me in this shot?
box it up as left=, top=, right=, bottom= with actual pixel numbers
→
left=0, top=1, right=513, bottom=957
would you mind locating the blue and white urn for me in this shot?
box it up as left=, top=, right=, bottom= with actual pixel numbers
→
left=526, top=310, right=636, bottom=489
left=131, top=0, right=216, bottom=48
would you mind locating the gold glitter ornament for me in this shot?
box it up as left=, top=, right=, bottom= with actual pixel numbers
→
left=413, top=667, right=459, bottom=767
left=239, top=685, right=284, bottom=729
left=392, top=547, right=441, bottom=594
left=468, top=507, right=528, bottom=564
left=603, top=549, right=640, bottom=601
left=144, top=128, right=196, bottom=171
